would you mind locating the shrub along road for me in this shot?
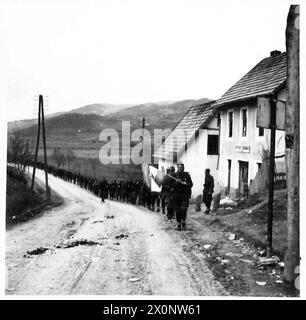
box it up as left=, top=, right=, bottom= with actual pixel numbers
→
left=6, top=169, right=226, bottom=296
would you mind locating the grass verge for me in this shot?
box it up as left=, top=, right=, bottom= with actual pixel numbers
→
left=6, top=166, right=63, bottom=228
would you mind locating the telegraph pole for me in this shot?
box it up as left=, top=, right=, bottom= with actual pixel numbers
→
left=31, top=97, right=41, bottom=191
left=31, top=95, right=50, bottom=200
left=284, top=5, right=300, bottom=286
left=40, top=95, right=50, bottom=200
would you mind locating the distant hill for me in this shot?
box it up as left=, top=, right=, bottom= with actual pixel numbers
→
left=7, top=111, right=65, bottom=133
left=107, top=98, right=210, bottom=119
left=19, top=113, right=121, bottom=137
left=8, top=119, right=37, bottom=133
left=68, top=103, right=134, bottom=116
left=105, top=98, right=212, bottom=130
left=7, top=101, right=174, bottom=133
left=8, top=97, right=211, bottom=135
left=8, top=97, right=212, bottom=155
left=7, top=104, right=127, bottom=133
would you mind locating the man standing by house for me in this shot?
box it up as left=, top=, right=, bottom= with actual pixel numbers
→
left=203, top=169, right=214, bottom=214
left=172, top=162, right=193, bottom=231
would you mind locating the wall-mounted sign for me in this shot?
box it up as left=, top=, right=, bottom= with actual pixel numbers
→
left=235, top=145, right=251, bottom=153
left=257, top=97, right=285, bottom=130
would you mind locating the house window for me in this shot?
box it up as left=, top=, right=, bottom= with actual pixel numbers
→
left=228, top=111, right=233, bottom=137
left=207, top=135, right=219, bottom=155
left=227, top=159, right=232, bottom=194
left=259, top=127, right=264, bottom=136
left=257, top=162, right=262, bottom=171
left=241, top=108, right=247, bottom=137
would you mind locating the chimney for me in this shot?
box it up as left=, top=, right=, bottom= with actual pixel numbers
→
left=270, top=50, right=281, bottom=57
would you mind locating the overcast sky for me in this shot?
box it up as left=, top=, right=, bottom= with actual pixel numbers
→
left=3, top=0, right=297, bottom=120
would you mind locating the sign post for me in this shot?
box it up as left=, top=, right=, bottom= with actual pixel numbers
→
left=266, top=96, right=277, bottom=257
left=257, top=95, right=284, bottom=257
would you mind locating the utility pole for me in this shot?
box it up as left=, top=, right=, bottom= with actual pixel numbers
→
left=31, top=95, right=50, bottom=200
left=284, top=5, right=300, bottom=286
left=41, top=95, right=50, bottom=200
left=31, top=97, right=41, bottom=191
left=266, top=95, right=277, bottom=257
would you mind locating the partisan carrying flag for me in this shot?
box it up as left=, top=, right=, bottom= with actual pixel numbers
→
left=141, top=164, right=165, bottom=192
left=141, top=163, right=188, bottom=192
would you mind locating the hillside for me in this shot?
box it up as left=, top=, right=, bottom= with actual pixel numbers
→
left=7, top=97, right=211, bottom=180
left=68, top=103, right=134, bottom=116
left=8, top=119, right=38, bottom=133
left=7, top=111, right=65, bottom=133
left=8, top=97, right=212, bottom=166
left=8, top=98, right=210, bottom=133
left=10, top=97, right=211, bottom=136
left=20, top=113, right=121, bottom=137
left=104, top=98, right=212, bottom=130
left=107, top=98, right=210, bottom=119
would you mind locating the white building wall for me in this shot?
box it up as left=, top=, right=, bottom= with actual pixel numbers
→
left=218, top=90, right=286, bottom=197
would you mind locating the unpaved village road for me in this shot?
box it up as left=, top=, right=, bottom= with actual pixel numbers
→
left=6, top=170, right=227, bottom=296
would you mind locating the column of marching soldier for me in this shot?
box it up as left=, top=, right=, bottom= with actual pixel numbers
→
left=34, top=162, right=177, bottom=220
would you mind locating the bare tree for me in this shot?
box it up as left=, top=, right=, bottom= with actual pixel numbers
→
left=23, top=140, right=34, bottom=172
left=66, top=148, right=76, bottom=171
left=8, top=132, right=33, bottom=171
left=284, top=5, right=300, bottom=287
left=53, top=147, right=66, bottom=168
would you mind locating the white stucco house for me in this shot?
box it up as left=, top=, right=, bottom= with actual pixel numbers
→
left=212, top=50, right=287, bottom=198
left=153, top=101, right=220, bottom=198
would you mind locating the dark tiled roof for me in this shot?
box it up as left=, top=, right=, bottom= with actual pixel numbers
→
left=213, top=52, right=287, bottom=107
left=153, top=101, right=217, bottom=160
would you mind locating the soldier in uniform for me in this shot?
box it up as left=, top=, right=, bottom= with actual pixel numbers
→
left=80, top=174, right=84, bottom=188
left=139, top=180, right=148, bottom=207
left=102, top=178, right=109, bottom=200
left=133, top=179, right=141, bottom=205
left=118, top=181, right=123, bottom=201
left=172, top=162, right=193, bottom=231
left=202, top=168, right=214, bottom=214
left=99, top=179, right=105, bottom=202
left=122, top=180, right=128, bottom=202
left=93, top=179, right=99, bottom=197
left=73, top=172, right=77, bottom=184
left=129, top=179, right=137, bottom=204
left=109, top=180, right=114, bottom=199
left=113, top=180, right=118, bottom=200
left=84, top=176, right=88, bottom=190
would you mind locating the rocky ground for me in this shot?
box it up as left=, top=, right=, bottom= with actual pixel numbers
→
left=184, top=204, right=298, bottom=297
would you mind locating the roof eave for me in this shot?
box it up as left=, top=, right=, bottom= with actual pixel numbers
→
left=153, top=101, right=218, bottom=159
left=272, top=80, right=287, bottom=95
left=213, top=79, right=287, bottom=108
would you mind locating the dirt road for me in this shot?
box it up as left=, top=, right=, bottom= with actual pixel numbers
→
left=6, top=170, right=227, bottom=296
